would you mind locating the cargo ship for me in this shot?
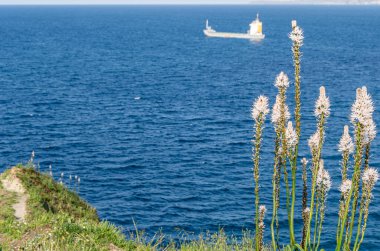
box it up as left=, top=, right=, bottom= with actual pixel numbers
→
left=203, top=14, right=265, bottom=40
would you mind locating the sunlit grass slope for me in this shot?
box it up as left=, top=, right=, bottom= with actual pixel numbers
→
left=0, top=165, right=269, bottom=250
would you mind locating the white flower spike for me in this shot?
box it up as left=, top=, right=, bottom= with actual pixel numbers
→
left=340, top=179, right=352, bottom=196
left=252, top=95, right=270, bottom=122
left=271, top=95, right=290, bottom=125
left=301, top=158, right=308, bottom=166
left=351, top=87, right=374, bottom=126
left=315, top=86, right=330, bottom=118
left=286, top=121, right=298, bottom=150
left=275, top=72, right=290, bottom=89
left=289, top=25, right=304, bottom=46
left=362, top=168, right=379, bottom=185
left=316, top=160, right=332, bottom=191
left=308, top=131, right=322, bottom=153
left=338, top=125, right=354, bottom=153
left=259, top=205, right=267, bottom=215
left=363, top=118, right=376, bottom=145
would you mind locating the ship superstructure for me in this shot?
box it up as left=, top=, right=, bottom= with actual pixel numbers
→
left=204, top=14, right=265, bottom=40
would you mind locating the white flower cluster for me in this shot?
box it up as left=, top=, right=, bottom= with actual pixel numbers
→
left=351, top=87, right=374, bottom=126
left=304, top=207, right=310, bottom=214
left=338, top=125, right=354, bottom=153
left=252, top=95, right=270, bottom=122
left=314, top=86, right=330, bottom=118
left=301, top=157, right=308, bottom=166
left=289, top=26, right=304, bottom=46
left=316, top=160, right=332, bottom=192
left=351, top=87, right=376, bottom=145
left=362, top=168, right=379, bottom=186
left=363, top=118, right=377, bottom=145
left=259, top=205, right=267, bottom=229
left=259, top=205, right=267, bottom=215
left=285, top=121, right=298, bottom=150
left=339, top=179, right=352, bottom=196
left=271, top=95, right=290, bottom=125
left=275, top=71, right=290, bottom=89
left=308, top=131, right=322, bottom=153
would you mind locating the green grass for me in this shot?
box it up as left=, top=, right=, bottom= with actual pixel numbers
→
left=0, top=166, right=134, bottom=250
left=0, top=181, right=17, bottom=221
left=0, top=165, right=269, bottom=250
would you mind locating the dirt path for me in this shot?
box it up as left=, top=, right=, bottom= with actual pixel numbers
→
left=1, top=170, right=28, bottom=222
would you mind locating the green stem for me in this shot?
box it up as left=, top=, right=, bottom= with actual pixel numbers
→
left=335, top=150, right=349, bottom=243
left=294, top=48, right=301, bottom=140
left=341, top=152, right=349, bottom=181
left=275, top=161, right=281, bottom=246
left=316, top=191, right=326, bottom=251
left=363, top=144, right=370, bottom=172
left=336, top=187, right=354, bottom=251
left=289, top=154, right=297, bottom=246
left=301, top=160, right=308, bottom=249
left=312, top=191, right=320, bottom=250
left=278, top=87, right=292, bottom=247
left=335, top=123, right=363, bottom=251
left=271, top=130, right=281, bottom=251
left=336, top=197, right=344, bottom=244
left=355, top=193, right=371, bottom=251
left=356, top=219, right=368, bottom=251
left=344, top=130, right=364, bottom=250
left=353, top=190, right=366, bottom=251
left=305, top=115, right=325, bottom=251
left=292, top=28, right=302, bottom=250
left=253, top=114, right=265, bottom=251
left=282, top=155, right=291, bottom=231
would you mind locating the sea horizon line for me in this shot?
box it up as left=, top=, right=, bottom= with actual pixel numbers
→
left=0, top=3, right=379, bottom=6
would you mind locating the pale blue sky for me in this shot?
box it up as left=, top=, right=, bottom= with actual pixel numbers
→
left=0, top=0, right=378, bottom=4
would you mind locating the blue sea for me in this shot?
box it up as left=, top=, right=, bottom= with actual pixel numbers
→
left=0, top=5, right=379, bottom=249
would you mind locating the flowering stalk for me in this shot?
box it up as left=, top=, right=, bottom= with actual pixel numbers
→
left=270, top=128, right=281, bottom=251
left=349, top=117, right=376, bottom=249
left=289, top=20, right=303, bottom=151
left=271, top=72, right=291, bottom=249
left=336, top=87, right=371, bottom=251
left=312, top=186, right=320, bottom=249
left=302, top=207, right=310, bottom=249
left=251, top=95, right=270, bottom=251
left=280, top=104, right=291, bottom=245
left=315, top=191, right=325, bottom=251
left=336, top=179, right=352, bottom=244
left=353, top=168, right=379, bottom=251
left=339, top=125, right=354, bottom=181
left=352, top=119, right=376, bottom=250
left=258, top=205, right=267, bottom=251
left=335, top=125, right=354, bottom=243
left=282, top=145, right=291, bottom=223
left=362, top=117, right=376, bottom=172
left=289, top=20, right=303, bottom=247
left=301, top=158, right=308, bottom=249
left=285, top=121, right=298, bottom=246
left=305, top=86, right=330, bottom=251
left=314, top=161, right=331, bottom=251
left=344, top=87, right=375, bottom=250
left=336, top=123, right=363, bottom=251
left=270, top=93, right=288, bottom=251
left=274, top=163, right=281, bottom=246
left=363, top=144, right=370, bottom=171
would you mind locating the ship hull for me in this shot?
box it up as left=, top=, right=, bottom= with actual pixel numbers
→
left=203, top=30, right=265, bottom=40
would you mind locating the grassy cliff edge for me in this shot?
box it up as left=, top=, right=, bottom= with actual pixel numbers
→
left=0, top=166, right=134, bottom=250
left=0, top=165, right=269, bottom=251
